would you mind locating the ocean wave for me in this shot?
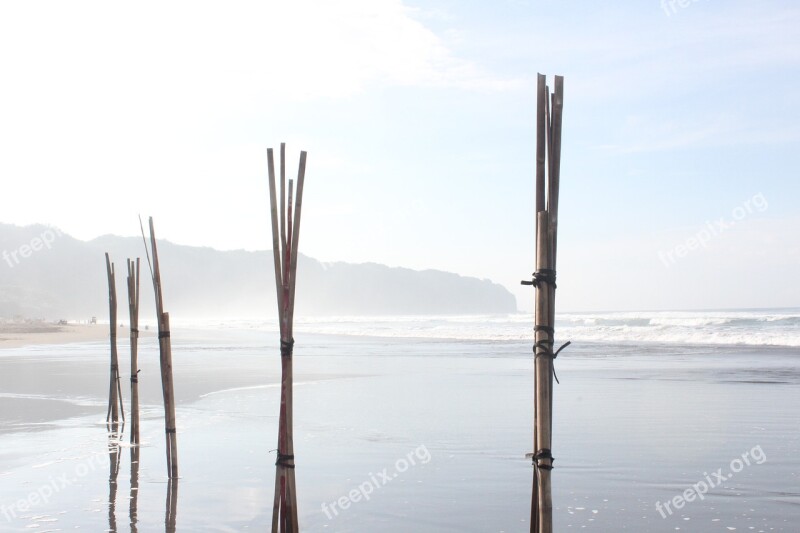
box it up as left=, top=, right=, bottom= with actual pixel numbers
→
left=172, top=309, right=800, bottom=348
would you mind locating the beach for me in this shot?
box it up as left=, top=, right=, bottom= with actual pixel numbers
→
left=0, top=312, right=798, bottom=531
left=0, top=322, right=112, bottom=350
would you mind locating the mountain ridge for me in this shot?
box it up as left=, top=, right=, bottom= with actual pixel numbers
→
left=0, top=223, right=517, bottom=319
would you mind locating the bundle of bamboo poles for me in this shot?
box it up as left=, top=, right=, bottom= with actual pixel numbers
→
left=267, top=143, right=307, bottom=533
left=523, top=73, right=568, bottom=533
left=127, top=258, right=141, bottom=444
left=104, top=253, right=124, bottom=425
left=141, top=217, right=178, bottom=478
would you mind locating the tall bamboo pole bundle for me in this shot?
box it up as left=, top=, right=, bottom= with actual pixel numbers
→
left=127, top=258, right=141, bottom=444
left=268, top=143, right=307, bottom=533
left=105, top=253, right=125, bottom=424
left=523, top=73, right=568, bottom=533
left=141, top=217, right=179, bottom=478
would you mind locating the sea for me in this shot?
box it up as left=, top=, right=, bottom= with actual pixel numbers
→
left=0, top=308, right=798, bottom=532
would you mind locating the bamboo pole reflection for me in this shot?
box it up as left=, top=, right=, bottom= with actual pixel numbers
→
left=107, top=422, right=122, bottom=532
left=129, top=445, right=139, bottom=533
left=165, top=478, right=178, bottom=532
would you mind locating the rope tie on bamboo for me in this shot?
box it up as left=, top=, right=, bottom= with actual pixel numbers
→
left=131, top=369, right=141, bottom=383
left=159, top=331, right=171, bottom=339
left=520, top=268, right=557, bottom=288
left=280, top=338, right=295, bottom=357
left=130, top=328, right=139, bottom=334
left=532, top=448, right=554, bottom=471
left=533, top=327, right=571, bottom=384
left=276, top=453, right=295, bottom=469
left=165, top=427, right=176, bottom=434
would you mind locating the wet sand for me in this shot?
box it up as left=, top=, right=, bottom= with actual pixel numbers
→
left=0, top=330, right=798, bottom=531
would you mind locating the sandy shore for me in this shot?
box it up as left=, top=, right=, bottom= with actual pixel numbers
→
left=0, top=330, right=797, bottom=531
left=0, top=322, right=153, bottom=349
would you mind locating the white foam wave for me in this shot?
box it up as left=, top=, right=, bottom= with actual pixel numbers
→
left=171, top=309, right=800, bottom=348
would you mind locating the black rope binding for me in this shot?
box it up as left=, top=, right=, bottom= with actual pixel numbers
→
left=532, top=326, right=571, bottom=384
left=554, top=341, right=571, bottom=359
left=158, top=331, right=171, bottom=339
left=165, top=427, right=176, bottom=434
left=533, top=268, right=557, bottom=288
left=534, top=325, right=555, bottom=356
left=276, top=453, right=295, bottom=469
left=280, top=338, right=295, bottom=357
left=533, top=448, right=554, bottom=471
left=521, top=269, right=557, bottom=288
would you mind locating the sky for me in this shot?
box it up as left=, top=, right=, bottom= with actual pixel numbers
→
left=0, top=0, right=798, bottom=312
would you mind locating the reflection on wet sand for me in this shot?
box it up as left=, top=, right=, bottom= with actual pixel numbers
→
left=129, top=445, right=139, bottom=533
left=107, top=423, right=122, bottom=532
left=166, top=478, right=178, bottom=532
left=105, top=425, right=178, bottom=532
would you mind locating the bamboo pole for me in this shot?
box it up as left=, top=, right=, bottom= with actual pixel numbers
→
left=280, top=142, right=287, bottom=258
left=127, top=258, right=141, bottom=444
left=545, top=76, right=565, bottom=448
left=547, top=76, right=565, bottom=275
left=268, top=144, right=307, bottom=533
left=535, top=74, right=547, bottom=217
left=161, top=312, right=179, bottom=478
left=287, top=152, right=306, bottom=333
left=268, top=148, right=284, bottom=531
left=525, top=73, right=566, bottom=533
left=144, top=218, right=179, bottom=478
left=105, top=253, right=124, bottom=424
left=533, top=212, right=553, bottom=533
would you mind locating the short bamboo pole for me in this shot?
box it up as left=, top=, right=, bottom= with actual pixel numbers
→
left=127, top=258, right=141, bottom=445
left=105, top=253, right=124, bottom=424
left=160, top=311, right=178, bottom=478
left=145, top=218, right=179, bottom=478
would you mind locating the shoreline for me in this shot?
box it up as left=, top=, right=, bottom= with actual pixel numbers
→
left=0, top=323, right=154, bottom=350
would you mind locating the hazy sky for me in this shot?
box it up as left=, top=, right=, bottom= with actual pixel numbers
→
left=1, top=0, right=798, bottom=312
